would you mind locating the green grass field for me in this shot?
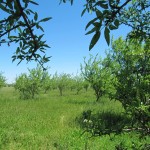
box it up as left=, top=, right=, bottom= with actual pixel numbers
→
left=0, top=87, right=149, bottom=150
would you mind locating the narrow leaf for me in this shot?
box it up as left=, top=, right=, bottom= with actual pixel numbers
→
left=38, top=34, right=44, bottom=41
left=29, top=0, right=39, bottom=5
left=89, top=31, right=101, bottom=50
left=96, top=10, right=102, bottom=18
left=81, top=8, right=86, bottom=17
left=71, top=0, right=73, bottom=5
left=17, top=27, right=22, bottom=33
left=34, top=12, right=38, bottom=21
left=39, top=17, right=52, bottom=22
left=109, top=24, right=118, bottom=30
left=85, top=18, right=98, bottom=30
left=85, top=27, right=96, bottom=35
left=98, top=1, right=108, bottom=9
left=104, top=27, right=110, bottom=45
left=114, top=19, right=119, bottom=27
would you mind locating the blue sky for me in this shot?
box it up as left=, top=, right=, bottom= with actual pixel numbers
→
left=0, top=1, right=130, bottom=83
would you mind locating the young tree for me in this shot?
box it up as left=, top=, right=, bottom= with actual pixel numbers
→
left=15, top=73, right=30, bottom=99
left=74, top=74, right=84, bottom=95
left=83, top=80, right=90, bottom=92
left=109, top=37, right=150, bottom=109
left=69, top=78, right=76, bottom=91
left=15, top=65, right=45, bottom=99
left=105, top=37, right=150, bottom=132
left=41, top=71, right=51, bottom=93
left=81, top=54, right=113, bottom=101
left=27, top=65, right=44, bottom=98
left=0, top=72, right=6, bottom=88
left=55, top=73, right=71, bottom=96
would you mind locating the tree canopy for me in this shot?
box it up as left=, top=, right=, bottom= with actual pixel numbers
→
left=0, top=0, right=149, bottom=67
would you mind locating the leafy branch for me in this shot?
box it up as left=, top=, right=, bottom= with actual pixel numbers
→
left=0, top=0, right=51, bottom=69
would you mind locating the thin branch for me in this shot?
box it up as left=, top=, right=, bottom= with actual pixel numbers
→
left=0, top=24, right=24, bottom=38
left=16, top=0, right=38, bottom=51
left=106, top=0, right=132, bottom=25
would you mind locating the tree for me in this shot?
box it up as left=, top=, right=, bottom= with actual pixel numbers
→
left=81, top=54, right=113, bottom=101
left=41, top=71, right=51, bottom=93
left=69, top=77, right=76, bottom=91
left=55, top=73, right=71, bottom=96
left=83, top=80, right=90, bottom=92
left=1, top=0, right=149, bottom=65
left=15, top=65, right=46, bottom=99
left=107, top=37, right=150, bottom=133
left=15, top=73, right=30, bottom=99
left=74, top=74, right=84, bottom=95
left=109, top=37, right=150, bottom=109
left=0, top=72, right=6, bottom=88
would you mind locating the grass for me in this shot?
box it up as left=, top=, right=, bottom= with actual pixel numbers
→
left=0, top=87, right=149, bottom=149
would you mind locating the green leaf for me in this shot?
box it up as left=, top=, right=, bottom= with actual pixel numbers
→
left=85, top=27, right=97, bottom=35
left=16, top=47, right=20, bottom=54
left=114, top=19, right=119, bottom=27
left=17, top=27, right=22, bottom=33
left=109, top=24, right=118, bottom=30
left=21, top=50, right=27, bottom=55
left=97, top=1, right=108, bottom=9
left=34, top=12, right=38, bottom=21
left=39, top=17, right=52, bottom=22
left=70, top=0, right=73, bottom=5
left=12, top=55, right=16, bottom=62
left=85, top=18, right=98, bottom=30
left=89, top=31, right=101, bottom=50
left=29, top=0, right=39, bottom=5
left=81, top=8, right=86, bottom=17
left=42, top=44, right=50, bottom=48
left=104, top=27, right=110, bottom=45
left=38, top=34, right=44, bottom=41
left=0, top=4, right=10, bottom=13
left=38, top=25, right=44, bottom=32
left=96, top=10, right=103, bottom=18
left=93, top=22, right=100, bottom=27
left=93, top=21, right=102, bottom=29
left=1, top=39, right=6, bottom=42
left=19, top=41, right=22, bottom=48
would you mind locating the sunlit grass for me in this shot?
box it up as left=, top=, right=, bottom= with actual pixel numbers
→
left=0, top=87, right=149, bottom=149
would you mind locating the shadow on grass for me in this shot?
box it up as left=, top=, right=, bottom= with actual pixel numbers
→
left=76, top=110, right=131, bottom=136
left=67, top=100, right=96, bottom=105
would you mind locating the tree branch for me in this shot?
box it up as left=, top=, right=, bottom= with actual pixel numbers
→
left=0, top=24, right=25, bottom=38
left=106, top=0, right=132, bottom=25
left=16, top=0, right=38, bottom=51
